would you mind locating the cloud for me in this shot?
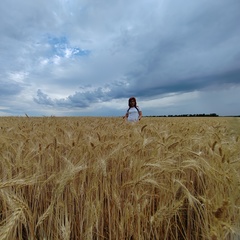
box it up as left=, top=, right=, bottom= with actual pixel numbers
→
left=0, top=0, right=240, bottom=116
left=0, top=80, right=23, bottom=96
left=34, top=81, right=126, bottom=109
left=34, top=89, right=55, bottom=106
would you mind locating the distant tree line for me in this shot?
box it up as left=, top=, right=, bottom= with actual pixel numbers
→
left=146, top=113, right=219, bottom=117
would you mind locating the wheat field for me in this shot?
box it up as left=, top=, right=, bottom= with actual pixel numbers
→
left=0, top=116, right=239, bottom=240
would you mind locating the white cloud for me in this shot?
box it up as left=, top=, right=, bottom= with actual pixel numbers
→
left=8, top=71, right=29, bottom=83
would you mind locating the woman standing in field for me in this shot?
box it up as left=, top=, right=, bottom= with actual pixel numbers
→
left=123, top=97, right=142, bottom=122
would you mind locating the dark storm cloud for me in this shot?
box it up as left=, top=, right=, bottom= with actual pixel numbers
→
left=0, top=81, right=23, bottom=96
left=34, top=90, right=55, bottom=106
left=129, top=68, right=240, bottom=98
left=33, top=66, right=240, bottom=111
left=34, top=87, right=112, bottom=108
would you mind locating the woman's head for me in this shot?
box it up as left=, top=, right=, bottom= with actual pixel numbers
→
left=128, top=97, right=137, bottom=107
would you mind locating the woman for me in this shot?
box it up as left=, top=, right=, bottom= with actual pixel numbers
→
left=123, top=97, right=142, bottom=122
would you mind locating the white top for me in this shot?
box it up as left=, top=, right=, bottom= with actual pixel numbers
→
left=127, top=107, right=141, bottom=122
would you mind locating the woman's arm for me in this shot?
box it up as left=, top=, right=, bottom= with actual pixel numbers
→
left=138, top=111, right=142, bottom=120
left=123, top=112, right=129, bottom=119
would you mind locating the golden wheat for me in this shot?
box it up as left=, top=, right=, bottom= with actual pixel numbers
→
left=0, top=116, right=239, bottom=239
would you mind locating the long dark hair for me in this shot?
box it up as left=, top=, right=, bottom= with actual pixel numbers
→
left=128, top=97, right=137, bottom=108
left=127, top=97, right=140, bottom=114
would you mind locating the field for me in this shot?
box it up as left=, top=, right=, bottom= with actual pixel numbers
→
left=0, top=116, right=240, bottom=240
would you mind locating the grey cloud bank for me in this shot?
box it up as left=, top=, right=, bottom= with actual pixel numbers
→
left=0, top=0, right=240, bottom=117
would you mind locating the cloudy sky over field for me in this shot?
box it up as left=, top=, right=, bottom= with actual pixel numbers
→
left=0, top=0, right=240, bottom=117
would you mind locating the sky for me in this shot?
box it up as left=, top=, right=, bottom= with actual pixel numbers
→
left=0, top=0, right=240, bottom=117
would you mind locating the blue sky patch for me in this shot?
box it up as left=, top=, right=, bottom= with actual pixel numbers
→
left=47, top=35, right=90, bottom=58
